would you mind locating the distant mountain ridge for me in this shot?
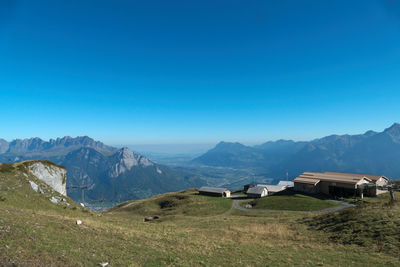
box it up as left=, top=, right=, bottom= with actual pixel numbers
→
left=61, top=146, right=203, bottom=202
left=0, top=136, right=204, bottom=203
left=194, top=123, right=400, bottom=179
left=3, top=136, right=117, bottom=156
left=0, top=138, right=8, bottom=154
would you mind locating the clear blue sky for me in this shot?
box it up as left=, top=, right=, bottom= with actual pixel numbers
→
left=1, top=0, right=400, bottom=145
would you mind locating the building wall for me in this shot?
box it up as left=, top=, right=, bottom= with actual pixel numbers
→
left=247, top=189, right=267, bottom=198
left=319, top=182, right=330, bottom=195
left=199, top=191, right=223, bottom=197
left=319, top=181, right=357, bottom=195
left=294, top=182, right=319, bottom=194
left=295, top=177, right=384, bottom=197
left=375, top=178, right=388, bottom=187
left=199, top=190, right=231, bottom=197
left=262, top=189, right=268, bottom=197
left=376, top=189, right=387, bottom=195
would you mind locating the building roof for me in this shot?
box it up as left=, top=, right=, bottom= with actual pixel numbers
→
left=257, top=184, right=286, bottom=193
left=324, top=172, right=388, bottom=182
left=294, top=177, right=320, bottom=185
left=294, top=172, right=372, bottom=185
left=198, top=186, right=230, bottom=194
left=277, top=181, right=294, bottom=187
left=246, top=186, right=267, bottom=195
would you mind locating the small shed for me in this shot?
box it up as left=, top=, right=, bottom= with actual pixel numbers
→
left=246, top=186, right=268, bottom=198
left=198, top=187, right=231, bottom=198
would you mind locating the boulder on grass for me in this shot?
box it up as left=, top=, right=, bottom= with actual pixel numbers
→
left=144, top=216, right=159, bottom=222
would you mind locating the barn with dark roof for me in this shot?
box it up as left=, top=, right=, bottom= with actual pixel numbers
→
left=198, top=187, right=231, bottom=197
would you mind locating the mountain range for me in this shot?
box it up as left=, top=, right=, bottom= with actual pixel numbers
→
left=0, top=136, right=116, bottom=157
left=0, top=136, right=204, bottom=203
left=193, top=123, right=400, bottom=179
left=3, top=123, right=400, bottom=204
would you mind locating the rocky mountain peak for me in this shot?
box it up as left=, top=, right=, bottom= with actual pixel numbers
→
left=120, top=146, right=133, bottom=156
left=214, top=141, right=248, bottom=151
left=0, top=138, right=9, bottom=154
left=384, top=123, right=400, bottom=135
left=364, top=130, right=378, bottom=137
left=383, top=123, right=400, bottom=143
left=2, top=136, right=117, bottom=155
left=109, top=147, right=153, bottom=178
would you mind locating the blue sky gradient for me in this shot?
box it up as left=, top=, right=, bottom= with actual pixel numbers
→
left=1, top=0, right=400, bottom=145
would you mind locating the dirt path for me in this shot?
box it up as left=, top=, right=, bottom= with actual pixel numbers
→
left=227, top=198, right=355, bottom=214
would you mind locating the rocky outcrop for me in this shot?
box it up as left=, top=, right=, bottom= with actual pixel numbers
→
left=109, top=147, right=153, bottom=178
left=27, top=162, right=67, bottom=196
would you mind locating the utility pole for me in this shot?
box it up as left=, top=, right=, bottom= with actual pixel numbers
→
left=67, top=185, right=88, bottom=203
left=389, top=186, right=396, bottom=201
left=95, top=197, right=106, bottom=211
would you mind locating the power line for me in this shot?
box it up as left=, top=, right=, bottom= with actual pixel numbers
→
left=67, top=185, right=88, bottom=203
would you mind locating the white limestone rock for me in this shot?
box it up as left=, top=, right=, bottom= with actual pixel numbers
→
left=27, top=162, right=67, bottom=196
left=29, top=181, right=39, bottom=192
left=50, top=196, right=59, bottom=204
left=110, top=147, right=153, bottom=178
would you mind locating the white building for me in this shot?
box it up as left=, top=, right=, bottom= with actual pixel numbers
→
left=246, top=186, right=268, bottom=198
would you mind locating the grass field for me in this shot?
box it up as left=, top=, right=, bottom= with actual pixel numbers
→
left=109, top=189, right=233, bottom=216
left=1, top=161, right=400, bottom=266
left=243, top=193, right=340, bottom=211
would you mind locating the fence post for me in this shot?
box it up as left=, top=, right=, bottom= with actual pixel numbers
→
left=390, top=187, right=395, bottom=201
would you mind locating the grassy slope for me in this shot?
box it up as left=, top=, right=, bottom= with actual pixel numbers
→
left=0, top=162, right=399, bottom=266
left=305, top=192, right=400, bottom=256
left=244, top=193, right=340, bottom=211
left=109, top=189, right=232, bottom=217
